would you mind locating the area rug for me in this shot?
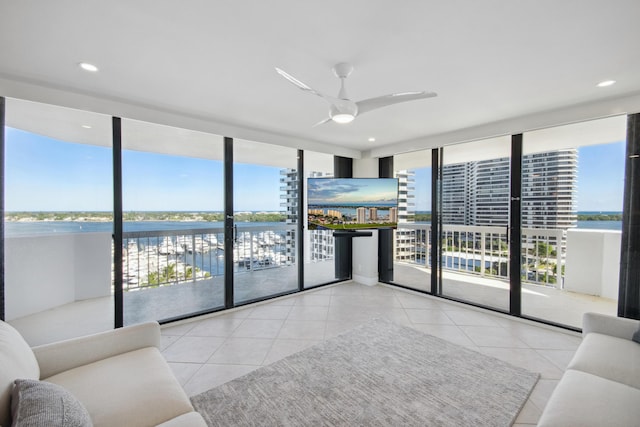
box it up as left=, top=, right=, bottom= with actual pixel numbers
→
left=191, top=318, right=539, bottom=426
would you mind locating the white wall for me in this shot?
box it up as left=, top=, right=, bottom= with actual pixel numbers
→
left=350, top=158, right=381, bottom=285
left=352, top=157, right=378, bottom=178
left=564, top=229, right=621, bottom=299
left=352, top=230, right=379, bottom=286
left=5, top=232, right=112, bottom=320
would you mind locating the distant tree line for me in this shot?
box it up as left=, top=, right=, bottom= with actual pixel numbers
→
left=6, top=211, right=286, bottom=223
left=577, top=213, right=622, bottom=221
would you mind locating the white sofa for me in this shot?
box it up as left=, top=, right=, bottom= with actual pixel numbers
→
left=1, top=320, right=206, bottom=426
left=538, top=312, right=640, bottom=427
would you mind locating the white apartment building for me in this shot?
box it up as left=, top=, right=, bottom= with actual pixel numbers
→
left=281, top=169, right=335, bottom=263
left=395, top=170, right=417, bottom=262
left=280, top=169, right=298, bottom=265
left=442, top=149, right=578, bottom=229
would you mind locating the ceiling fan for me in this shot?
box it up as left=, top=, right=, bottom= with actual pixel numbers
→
left=275, top=62, right=437, bottom=126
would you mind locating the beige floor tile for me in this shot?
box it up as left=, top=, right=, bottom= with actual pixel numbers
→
left=185, top=316, right=245, bottom=337
left=535, top=349, right=576, bottom=371
left=167, top=362, right=202, bottom=386
left=505, top=324, right=582, bottom=350
left=162, top=336, right=226, bottom=363
left=397, top=295, right=443, bottom=310
left=478, top=347, right=565, bottom=380
left=443, top=309, right=504, bottom=327
left=293, top=294, right=332, bottom=306
left=277, top=319, right=327, bottom=340
left=246, top=304, right=293, bottom=320
left=287, top=305, right=329, bottom=321
left=404, top=308, right=455, bottom=325
left=208, top=337, right=274, bottom=365
left=161, top=321, right=198, bottom=336
left=460, top=326, right=530, bottom=348
left=231, top=318, right=284, bottom=338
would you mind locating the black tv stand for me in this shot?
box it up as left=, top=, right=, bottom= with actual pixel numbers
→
left=333, top=230, right=373, bottom=238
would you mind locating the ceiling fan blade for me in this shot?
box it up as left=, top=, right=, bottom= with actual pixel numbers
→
left=312, top=117, right=332, bottom=127
left=356, top=91, right=437, bottom=115
left=275, top=67, right=333, bottom=101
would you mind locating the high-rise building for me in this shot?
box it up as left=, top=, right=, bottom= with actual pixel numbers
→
left=369, top=207, right=378, bottom=221
left=356, top=207, right=367, bottom=223
left=441, top=149, right=578, bottom=229
left=389, top=207, right=398, bottom=223
left=281, top=169, right=335, bottom=263
left=280, top=169, right=299, bottom=264
left=395, top=170, right=416, bottom=262
left=396, top=170, right=415, bottom=223
left=521, top=150, right=578, bottom=229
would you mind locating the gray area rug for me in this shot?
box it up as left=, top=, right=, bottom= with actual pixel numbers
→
left=191, top=319, right=539, bottom=426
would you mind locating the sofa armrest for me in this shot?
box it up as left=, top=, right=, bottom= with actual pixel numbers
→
left=33, top=321, right=161, bottom=379
left=582, top=312, right=640, bottom=340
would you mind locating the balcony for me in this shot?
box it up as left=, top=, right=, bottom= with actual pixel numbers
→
left=5, top=224, right=617, bottom=345
left=392, top=224, right=618, bottom=327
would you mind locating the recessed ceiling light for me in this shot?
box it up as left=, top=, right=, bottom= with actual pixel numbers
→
left=81, top=125, right=92, bottom=129
left=597, top=80, right=616, bottom=87
left=78, top=62, right=99, bottom=72
left=368, top=137, right=376, bottom=142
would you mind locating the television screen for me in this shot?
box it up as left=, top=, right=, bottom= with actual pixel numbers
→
left=307, top=178, right=399, bottom=230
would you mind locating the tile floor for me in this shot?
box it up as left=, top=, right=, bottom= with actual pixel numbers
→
left=160, top=281, right=583, bottom=426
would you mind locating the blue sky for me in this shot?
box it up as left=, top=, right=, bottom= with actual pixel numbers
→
left=308, top=178, right=398, bottom=204
left=4, top=127, right=626, bottom=212
left=411, top=141, right=626, bottom=211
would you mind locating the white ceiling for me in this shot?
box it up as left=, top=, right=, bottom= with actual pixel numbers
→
left=1, top=0, right=640, bottom=159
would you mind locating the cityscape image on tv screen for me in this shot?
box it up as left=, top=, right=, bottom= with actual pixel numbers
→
left=307, top=178, right=399, bottom=230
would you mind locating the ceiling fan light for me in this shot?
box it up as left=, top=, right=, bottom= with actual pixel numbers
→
left=332, top=113, right=355, bottom=124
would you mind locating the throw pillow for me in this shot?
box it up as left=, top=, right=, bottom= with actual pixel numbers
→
left=633, top=326, right=640, bottom=344
left=11, top=379, right=92, bottom=427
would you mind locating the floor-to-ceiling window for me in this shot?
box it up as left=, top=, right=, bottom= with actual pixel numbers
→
left=121, top=119, right=225, bottom=324
left=391, top=150, right=432, bottom=291
left=438, top=136, right=512, bottom=311
left=521, top=116, right=625, bottom=327
left=232, top=139, right=299, bottom=304
left=303, top=151, right=338, bottom=288
left=3, top=98, right=113, bottom=345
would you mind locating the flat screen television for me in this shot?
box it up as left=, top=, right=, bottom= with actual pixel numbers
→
left=307, top=177, right=399, bottom=230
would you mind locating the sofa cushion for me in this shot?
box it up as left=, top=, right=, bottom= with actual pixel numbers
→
left=11, top=379, right=92, bottom=427
left=568, top=332, right=640, bottom=389
left=0, top=321, right=40, bottom=427
left=44, top=347, right=194, bottom=427
left=538, top=370, right=640, bottom=427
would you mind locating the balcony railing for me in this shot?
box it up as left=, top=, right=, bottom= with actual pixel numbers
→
left=394, top=223, right=565, bottom=287
left=122, top=225, right=296, bottom=291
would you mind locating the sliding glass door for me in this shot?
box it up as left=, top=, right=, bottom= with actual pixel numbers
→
left=521, top=116, right=626, bottom=327
left=391, top=150, right=432, bottom=291
left=233, top=139, right=299, bottom=304
left=121, top=119, right=225, bottom=324
left=3, top=98, right=114, bottom=344
left=438, top=137, right=512, bottom=311
left=303, top=151, right=338, bottom=288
